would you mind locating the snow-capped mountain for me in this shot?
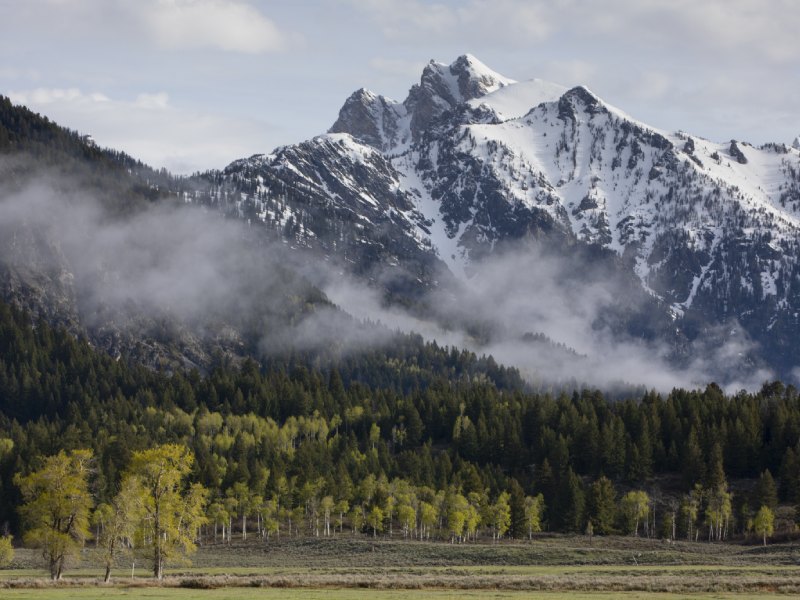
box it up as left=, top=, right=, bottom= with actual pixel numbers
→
left=204, top=55, right=800, bottom=380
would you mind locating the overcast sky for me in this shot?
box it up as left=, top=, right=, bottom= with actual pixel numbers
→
left=2, top=0, right=798, bottom=174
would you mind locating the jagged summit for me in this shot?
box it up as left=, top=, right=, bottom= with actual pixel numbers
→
left=329, top=55, right=643, bottom=153
left=330, top=54, right=517, bottom=150
left=418, top=54, right=515, bottom=104
left=328, top=88, right=407, bottom=151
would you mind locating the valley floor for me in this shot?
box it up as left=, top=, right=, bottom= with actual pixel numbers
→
left=2, top=535, right=800, bottom=597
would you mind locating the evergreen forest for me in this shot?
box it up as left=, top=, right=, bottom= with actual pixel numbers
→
left=1, top=297, right=799, bottom=575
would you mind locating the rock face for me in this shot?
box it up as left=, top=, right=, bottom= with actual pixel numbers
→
left=404, top=55, right=513, bottom=142
left=329, top=54, right=513, bottom=150
left=729, top=140, right=748, bottom=164
left=329, top=89, right=407, bottom=152
left=210, top=55, right=800, bottom=381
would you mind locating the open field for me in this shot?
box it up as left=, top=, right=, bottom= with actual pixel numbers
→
left=2, top=535, right=800, bottom=597
left=2, top=592, right=800, bottom=600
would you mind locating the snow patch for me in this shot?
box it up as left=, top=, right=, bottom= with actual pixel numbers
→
left=467, top=78, right=567, bottom=121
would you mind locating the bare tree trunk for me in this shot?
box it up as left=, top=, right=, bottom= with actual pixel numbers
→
left=671, top=510, right=676, bottom=541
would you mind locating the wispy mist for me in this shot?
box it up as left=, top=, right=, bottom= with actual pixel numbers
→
left=0, top=164, right=775, bottom=391
left=325, top=241, right=774, bottom=393
left=0, top=168, right=359, bottom=366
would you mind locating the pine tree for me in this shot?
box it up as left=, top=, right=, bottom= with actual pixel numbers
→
left=754, top=470, right=778, bottom=511
left=556, top=468, right=585, bottom=532
left=705, top=442, right=726, bottom=491
left=498, top=481, right=520, bottom=539
left=779, top=447, right=800, bottom=502
left=587, top=476, right=617, bottom=534
left=683, top=428, right=705, bottom=488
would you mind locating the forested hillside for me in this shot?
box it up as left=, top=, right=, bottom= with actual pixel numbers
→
left=1, top=299, right=798, bottom=554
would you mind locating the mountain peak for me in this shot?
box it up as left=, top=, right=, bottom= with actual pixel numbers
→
left=403, top=55, right=514, bottom=142
left=449, top=54, right=515, bottom=95
left=329, top=55, right=517, bottom=149
left=328, top=88, right=407, bottom=151
left=420, top=54, right=515, bottom=104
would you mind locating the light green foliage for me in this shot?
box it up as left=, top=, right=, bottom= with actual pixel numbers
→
left=207, top=501, right=228, bottom=542
left=753, top=505, right=774, bottom=546
left=397, top=503, right=416, bottom=538
left=419, top=502, right=437, bottom=540
left=229, top=482, right=253, bottom=540
left=94, top=476, right=143, bottom=582
left=125, top=444, right=208, bottom=579
left=358, top=474, right=377, bottom=506
left=349, top=505, right=365, bottom=534
left=0, top=438, right=13, bottom=460
left=524, top=494, right=545, bottom=538
left=464, top=503, right=481, bottom=541
left=369, top=423, right=381, bottom=450
left=0, top=534, right=13, bottom=567
left=367, top=505, right=384, bottom=537
left=620, top=490, right=649, bottom=537
left=334, top=499, right=350, bottom=534
left=446, top=492, right=469, bottom=542
left=320, top=496, right=335, bottom=537
left=490, top=492, right=511, bottom=541
left=260, top=498, right=279, bottom=539
left=704, top=484, right=732, bottom=541
left=680, top=484, right=703, bottom=541
left=15, top=449, right=93, bottom=580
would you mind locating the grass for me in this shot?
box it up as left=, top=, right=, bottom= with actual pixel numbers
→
left=2, top=534, right=800, bottom=597
left=0, top=590, right=796, bottom=600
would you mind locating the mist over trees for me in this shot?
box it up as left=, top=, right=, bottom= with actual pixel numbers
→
left=0, top=298, right=798, bottom=578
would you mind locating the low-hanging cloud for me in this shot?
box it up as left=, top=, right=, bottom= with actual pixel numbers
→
left=0, top=163, right=777, bottom=391
left=323, top=240, right=775, bottom=393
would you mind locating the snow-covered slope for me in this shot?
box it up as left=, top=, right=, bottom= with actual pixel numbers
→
left=213, top=55, right=800, bottom=380
left=466, top=78, right=567, bottom=121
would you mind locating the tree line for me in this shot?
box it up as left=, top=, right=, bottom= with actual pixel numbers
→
left=0, top=299, right=798, bottom=577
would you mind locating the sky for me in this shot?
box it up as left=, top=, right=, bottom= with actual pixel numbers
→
left=2, top=0, right=798, bottom=174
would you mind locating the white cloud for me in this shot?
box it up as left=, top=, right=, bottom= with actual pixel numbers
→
left=352, top=0, right=552, bottom=44
left=532, top=59, right=595, bottom=88
left=368, top=57, right=426, bottom=80
left=0, top=67, right=41, bottom=81
left=631, top=71, right=672, bottom=101
left=351, top=0, right=799, bottom=67
left=140, top=0, right=286, bottom=53
left=9, top=88, right=110, bottom=105
left=7, top=87, right=274, bottom=173
left=135, top=92, right=170, bottom=109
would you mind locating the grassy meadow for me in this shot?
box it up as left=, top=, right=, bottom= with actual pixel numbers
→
left=2, top=535, right=800, bottom=597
